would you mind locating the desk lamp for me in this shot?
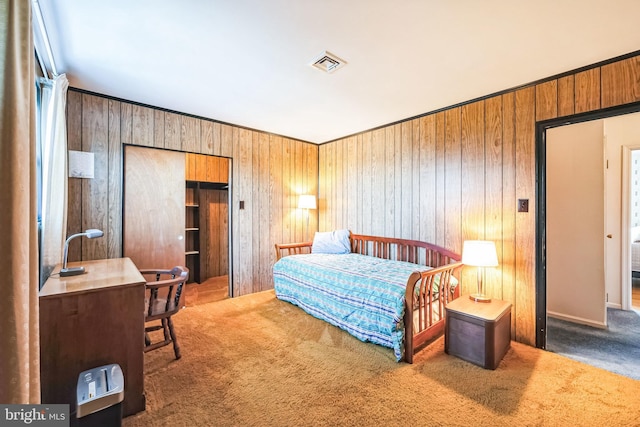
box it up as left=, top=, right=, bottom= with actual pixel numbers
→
left=60, top=229, right=104, bottom=276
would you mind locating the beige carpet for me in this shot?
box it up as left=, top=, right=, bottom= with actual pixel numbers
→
left=124, top=290, right=640, bottom=427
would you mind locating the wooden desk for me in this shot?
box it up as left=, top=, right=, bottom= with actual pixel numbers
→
left=445, top=297, right=511, bottom=370
left=40, top=257, right=146, bottom=419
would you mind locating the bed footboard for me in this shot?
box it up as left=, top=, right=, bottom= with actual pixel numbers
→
left=404, top=262, right=462, bottom=364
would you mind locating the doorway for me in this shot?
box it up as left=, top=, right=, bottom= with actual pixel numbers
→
left=538, top=106, right=640, bottom=380
left=184, top=179, right=231, bottom=306
left=536, top=102, right=640, bottom=348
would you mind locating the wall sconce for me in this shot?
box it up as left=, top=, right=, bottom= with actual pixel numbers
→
left=298, top=195, right=317, bottom=241
left=60, top=229, right=104, bottom=276
left=462, top=240, right=498, bottom=303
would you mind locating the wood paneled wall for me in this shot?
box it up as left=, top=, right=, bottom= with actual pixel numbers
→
left=66, top=53, right=640, bottom=344
left=319, top=54, right=640, bottom=346
left=66, top=90, right=318, bottom=296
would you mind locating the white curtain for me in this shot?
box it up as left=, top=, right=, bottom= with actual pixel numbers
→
left=39, top=73, right=68, bottom=283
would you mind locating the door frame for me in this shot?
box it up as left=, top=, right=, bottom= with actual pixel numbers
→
left=535, top=101, right=640, bottom=349
left=226, top=158, right=234, bottom=298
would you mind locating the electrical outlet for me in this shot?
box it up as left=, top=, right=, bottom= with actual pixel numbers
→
left=518, top=199, right=529, bottom=213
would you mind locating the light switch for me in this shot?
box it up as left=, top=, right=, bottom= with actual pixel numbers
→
left=518, top=199, right=529, bottom=213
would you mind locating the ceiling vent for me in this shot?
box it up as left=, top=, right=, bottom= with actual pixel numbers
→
left=310, top=51, right=346, bottom=73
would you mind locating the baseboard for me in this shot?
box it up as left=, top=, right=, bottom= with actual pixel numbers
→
left=606, top=302, right=622, bottom=309
left=547, top=311, right=607, bottom=329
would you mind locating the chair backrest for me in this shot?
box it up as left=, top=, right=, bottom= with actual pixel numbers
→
left=140, top=266, right=189, bottom=322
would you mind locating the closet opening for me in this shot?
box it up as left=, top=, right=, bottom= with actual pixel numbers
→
left=184, top=153, right=231, bottom=304
left=185, top=180, right=230, bottom=301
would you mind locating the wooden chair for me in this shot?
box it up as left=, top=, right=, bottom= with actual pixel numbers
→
left=140, top=266, right=189, bottom=359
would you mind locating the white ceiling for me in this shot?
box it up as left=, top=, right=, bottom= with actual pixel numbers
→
left=37, top=0, right=640, bottom=144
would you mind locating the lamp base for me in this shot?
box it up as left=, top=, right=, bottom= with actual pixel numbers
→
left=469, top=293, right=492, bottom=303
left=60, top=266, right=86, bottom=277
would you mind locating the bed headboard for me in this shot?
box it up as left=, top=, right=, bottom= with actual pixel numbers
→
left=275, top=233, right=460, bottom=269
left=349, top=234, right=460, bottom=268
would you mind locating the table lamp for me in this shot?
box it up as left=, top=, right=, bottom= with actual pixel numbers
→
left=60, top=229, right=104, bottom=276
left=462, top=240, right=498, bottom=303
left=298, top=195, right=317, bottom=240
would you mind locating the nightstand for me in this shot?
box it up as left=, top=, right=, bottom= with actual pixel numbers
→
left=444, top=297, right=512, bottom=370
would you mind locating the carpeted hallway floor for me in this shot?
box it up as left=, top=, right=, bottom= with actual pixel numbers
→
left=547, top=308, right=640, bottom=381
left=125, top=291, right=640, bottom=427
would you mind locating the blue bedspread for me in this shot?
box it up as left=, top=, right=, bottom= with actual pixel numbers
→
left=273, top=253, right=429, bottom=361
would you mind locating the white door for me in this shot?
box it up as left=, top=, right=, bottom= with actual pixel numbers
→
left=546, top=120, right=607, bottom=327
left=124, top=146, right=185, bottom=270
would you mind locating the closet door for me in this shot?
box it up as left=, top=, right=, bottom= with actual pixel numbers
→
left=124, top=146, right=185, bottom=270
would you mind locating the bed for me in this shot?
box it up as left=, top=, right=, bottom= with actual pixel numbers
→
left=273, top=231, right=462, bottom=363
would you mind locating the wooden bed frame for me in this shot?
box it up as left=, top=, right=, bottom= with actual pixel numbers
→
left=274, top=233, right=462, bottom=363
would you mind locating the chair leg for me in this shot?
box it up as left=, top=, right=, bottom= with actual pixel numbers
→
left=167, top=316, right=181, bottom=359
left=161, top=318, right=170, bottom=342
left=143, top=318, right=181, bottom=359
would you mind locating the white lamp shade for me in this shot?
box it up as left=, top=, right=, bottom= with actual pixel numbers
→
left=462, top=240, right=498, bottom=267
left=298, top=194, right=317, bottom=209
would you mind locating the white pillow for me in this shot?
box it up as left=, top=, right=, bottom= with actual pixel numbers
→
left=311, top=229, right=351, bottom=254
